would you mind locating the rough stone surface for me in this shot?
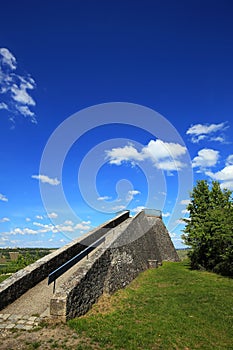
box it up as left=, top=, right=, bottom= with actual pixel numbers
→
left=146, top=216, right=180, bottom=262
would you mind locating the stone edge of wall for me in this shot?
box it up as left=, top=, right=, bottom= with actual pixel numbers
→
left=0, top=211, right=130, bottom=311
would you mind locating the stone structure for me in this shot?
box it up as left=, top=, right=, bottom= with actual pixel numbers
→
left=0, top=211, right=129, bottom=311
left=50, top=211, right=179, bottom=320
left=0, top=210, right=179, bottom=321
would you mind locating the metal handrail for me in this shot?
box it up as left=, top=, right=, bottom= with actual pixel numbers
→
left=48, top=235, right=105, bottom=292
left=48, top=210, right=130, bottom=292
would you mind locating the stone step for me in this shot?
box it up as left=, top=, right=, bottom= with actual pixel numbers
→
left=0, top=313, right=46, bottom=330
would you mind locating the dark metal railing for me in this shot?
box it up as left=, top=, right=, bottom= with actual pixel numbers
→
left=48, top=235, right=105, bottom=292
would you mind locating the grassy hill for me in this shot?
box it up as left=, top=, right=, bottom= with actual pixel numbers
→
left=69, top=260, right=233, bottom=350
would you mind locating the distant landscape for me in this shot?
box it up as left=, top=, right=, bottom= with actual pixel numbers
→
left=0, top=248, right=55, bottom=283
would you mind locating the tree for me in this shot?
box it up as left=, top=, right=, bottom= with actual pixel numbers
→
left=182, top=180, right=233, bottom=276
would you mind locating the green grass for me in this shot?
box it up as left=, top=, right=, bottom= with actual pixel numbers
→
left=0, top=274, right=10, bottom=283
left=69, top=261, right=233, bottom=350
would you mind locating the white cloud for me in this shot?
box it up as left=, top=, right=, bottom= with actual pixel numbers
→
left=210, top=136, right=225, bottom=143
left=131, top=206, right=145, bottom=213
left=25, top=217, right=31, bottom=222
left=32, top=174, right=60, bottom=186
left=0, top=47, right=37, bottom=123
left=142, top=139, right=187, bottom=163
left=47, top=212, right=58, bottom=219
left=156, top=159, right=185, bottom=171
left=0, top=217, right=10, bottom=223
left=206, top=165, right=233, bottom=181
left=97, top=196, right=111, bottom=201
left=0, top=48, right=17, bottom=70
left=11, top=227, right=38, bottom=235
left=206, top=164, right=233, bottom=190
left=74, top=221, right=91, bottom=231
left=64, top=220, right=74, bottom=225
left=186, top=122, right=228, bottom=143
left=180, top=199, right=190, bottom=205
left=0, top=193, right=8, bottom=202
left=33, top=219, right=91, bottom=233
left=175, top=219, right=186, bottom=225
left=35, top=215, right=43, bottom=220
left=192, top=148, right=219, bottom=170
left=0, top=102, right=8, bottom=110
left=226, top=155, right=233, bottom=166
left=105, top=139, right=187, bottom=172
left=16, top=105, right=36, bottom=122
left=219, top=181, right=233, bottom=190
left=111, top=205, right=126, bottom=211
left=11, top=83, right=35, bottom=106
left=126, top=190, right=140, bottom=201
left=105, top=144, right=144, bottom=165
left=162, top=212, right=171, bottom=217
left=181, top=209, right=189, bottom=214
left=159, top=191, right=167, bottom=196
left=169, top=232, right=177, bottom=238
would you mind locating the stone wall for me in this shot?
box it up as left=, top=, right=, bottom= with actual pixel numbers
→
left=146, top=217, right=180, bottom=262
left=0, top=211, right=130, bottom=311
left=50, top=211, right=179, bottom=320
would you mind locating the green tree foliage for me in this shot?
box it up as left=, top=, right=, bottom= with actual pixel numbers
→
left=182, top=180, right=233, bottom=276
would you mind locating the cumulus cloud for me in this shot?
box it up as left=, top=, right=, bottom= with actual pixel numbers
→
left=0, top=47, right=37, bottom=123
left=0, top=217, right=10, bottom=223
left=4, top=219, right=92, bottom=238
left=33, top=219, right=91, bottom=233
left=142, top=139, right=186, bottom=162
left=105, top=139, right=187, bottom=172
left=0, top=193, right=8, bottom=202
left=47, top=212, right=58, bottom=219
left=192, top=148, right=219, bottom=170
left=11, top=227, right=38, bottom=235
left=106, top=144, right=144, bottom=165
left=181, top=209, right=189, bottom=214
left=131, top=206, right=145, bottom=214
left=162, top=212, right=171, bottom=217
left=74, top=221, right=91, bottom=231
left=32, top=174, right=60, bottom=186
left=206, top=165, right=233, bottom=190
left=126, top=190, right=140, bottom=201
left=186, top=122, right=228, bottom=143
left=35, top=215, right=43, bottom=220
left=206, top=165, right=233, bottom=181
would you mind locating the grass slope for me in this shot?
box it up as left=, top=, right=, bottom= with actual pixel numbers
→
left=69, top=261, right=233, bottom=350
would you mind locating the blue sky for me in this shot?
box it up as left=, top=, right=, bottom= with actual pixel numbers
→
left=0, top=0, right=233, bottom=248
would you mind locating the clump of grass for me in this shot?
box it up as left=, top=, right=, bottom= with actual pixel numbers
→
left=69, top=261, right=233, bottom=349
left=27, top=341, right=41, bottom=349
